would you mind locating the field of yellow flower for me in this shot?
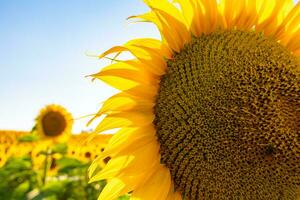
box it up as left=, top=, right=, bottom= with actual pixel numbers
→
left=0, top=105, right=128, bottom=200
left=0, top=129, right=118, bottom=200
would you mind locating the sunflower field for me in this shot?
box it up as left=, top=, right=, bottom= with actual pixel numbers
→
left=0, top=105, right=128, bottom=200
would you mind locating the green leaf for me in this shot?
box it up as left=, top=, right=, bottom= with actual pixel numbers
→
left=3, top=157, right=32, bottom=170
left=18, top=134, right=39, bottom=142
left=56, top=157, right=86, bottom=174
left=0, top=157, right=37, bottom=200
left=38, top=150, right=48, bottom=156
left=12, top=181, right=30, bottom=199
left=57, top=157, right=83, bottom=168
left=39, top=181, right=66, bottom=197
left=30, top=125, right=37, bottom=133
left=42, top=181, right=64, bottom=193
left=51, top=143, right=68, bottom=154
left=117, top=194, right=130, bottom=200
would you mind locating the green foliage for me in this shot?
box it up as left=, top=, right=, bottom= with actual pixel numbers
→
left=51, top=143, right=68, bottom=155
left=0, top=157, right=37, bottom=200
left=0, top=147, right=106, bottom=199
left=117, top=194, right=131, bottom=200
left=56, top=157, right=87, bottom=174
left=18, top=134, right=39, bottom=142
left=31, top=178, right=105, bottom=200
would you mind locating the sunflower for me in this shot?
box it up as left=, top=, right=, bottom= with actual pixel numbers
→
left=68, top=133, right=112, bottom=164
left=30, top=141, right=51, bottom=170
left=0, top=145, right=8, bottom=167
left=36, top=104, right=73, bottom=143
left=47, top=152, right=63, bottom=176
left=89, top=0, right=300, bottom=199
left=0, top=130, right=22, bottom=145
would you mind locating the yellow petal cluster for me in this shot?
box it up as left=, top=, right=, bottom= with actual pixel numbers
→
left=89, top=0, right=300, bottom=199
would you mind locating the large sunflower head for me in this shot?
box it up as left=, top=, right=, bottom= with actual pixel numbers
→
left=89, top=0, right=300, bottom=199
left=36, top=104, right=73, bottom=143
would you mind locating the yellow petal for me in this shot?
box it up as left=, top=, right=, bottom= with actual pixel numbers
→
left=143, top=0, right=190, bottom=44
left=256, top=0, right=276, bottom=23
left=89, top=155, right=132, bottom=182
left=286, top=29, right=300, bottom=52
left=166, top=184, right=181, bottom=200
left=144, top=0, right=185, bottom=23
left=197, top=0, right=220, bottom=33
left=124, top=85, right=158, bottom=99
left=88, top=156, right=101, bottom=178
left=92, top=68, right=158, bottom=87
left=94, top=73, right=159, bottom=93
left=220, top=0, right=246, bottom=28
left=235, top=0, right=258, bottom=29
left=98, top=178, right=126, bottom=200
left=98, top=46, right=128, bottom=60
left=125, top=59, right=165, bottom=76
left=294, top=49, right=300, bottom=56
left=98, top=75, right=138, bottom=91
left=173, top=0, right=194, bottom=31
left=153, top=7, right=191, bottom=49
left=98, top=43, right=167, bottom=74
left=115, top=40, right=171, bottom=76
left=116, top=172, right=151, bottom=196
left=91, top=140, right=160, bottom=183
left=144, top=0, right=191, bottom=43
left=173, top=191, right=183, bottom=200
left=129, top=11, right=178, bottom=51
left=219, top=0, right=262, bottom=30
left=109, top=168, right=157, bottom=198
left=129, top=10, right=185, bottom=52
left=94, top=111, right=154, bottom=134
left=103, top=125, right=156, bottom=158
left=98, top=94, right=154, bottom=114
left=125, top=38, right=172, bottom=59
left=120, top=140, right=160, bottom=174
left=93, top=58, right=163, bottom=77
left=131, top=166, right=172, bottom=200
left=89, top=90, right=154, bottom=125
left=274, top=1, right=300, bottom=40
left=256, top=0, right=294, bottom=36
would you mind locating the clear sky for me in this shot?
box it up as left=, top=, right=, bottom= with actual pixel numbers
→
left=0, top=0, right=298, bottom=133
left=0, top=0, right=159, bottom=133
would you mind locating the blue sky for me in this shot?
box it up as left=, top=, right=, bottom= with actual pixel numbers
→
left=0, top=0, right=159, bottom=133
left=0, top=0, right=299, bottom=133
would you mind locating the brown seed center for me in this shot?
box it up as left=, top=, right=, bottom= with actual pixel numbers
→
left=154, top=30, right=300, bottom=200
left=42, top=111, right=67, bottom=137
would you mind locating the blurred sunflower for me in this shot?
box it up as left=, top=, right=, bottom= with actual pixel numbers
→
left=48, top=153, right=63, bottom=176
left=67, top=145, right=81, bottom=159
left=80, top=146, right=94, bottom=162
left=89, top=0, right=300, bottom=199
left=0, top=131, right=17, bottom=145
left=30, top=141, right=51, bottom=170
left=36, top=104, right=73, bottom=143
left=0, top=146, right=8, bottom=167
left=68, top=133, right=112, bottom=164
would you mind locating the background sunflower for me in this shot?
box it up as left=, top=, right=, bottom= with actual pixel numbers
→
left=36, top=104, right=73, bottom=143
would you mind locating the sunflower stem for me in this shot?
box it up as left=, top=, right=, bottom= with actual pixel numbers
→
left=42, top=148, right=52, bottom=185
